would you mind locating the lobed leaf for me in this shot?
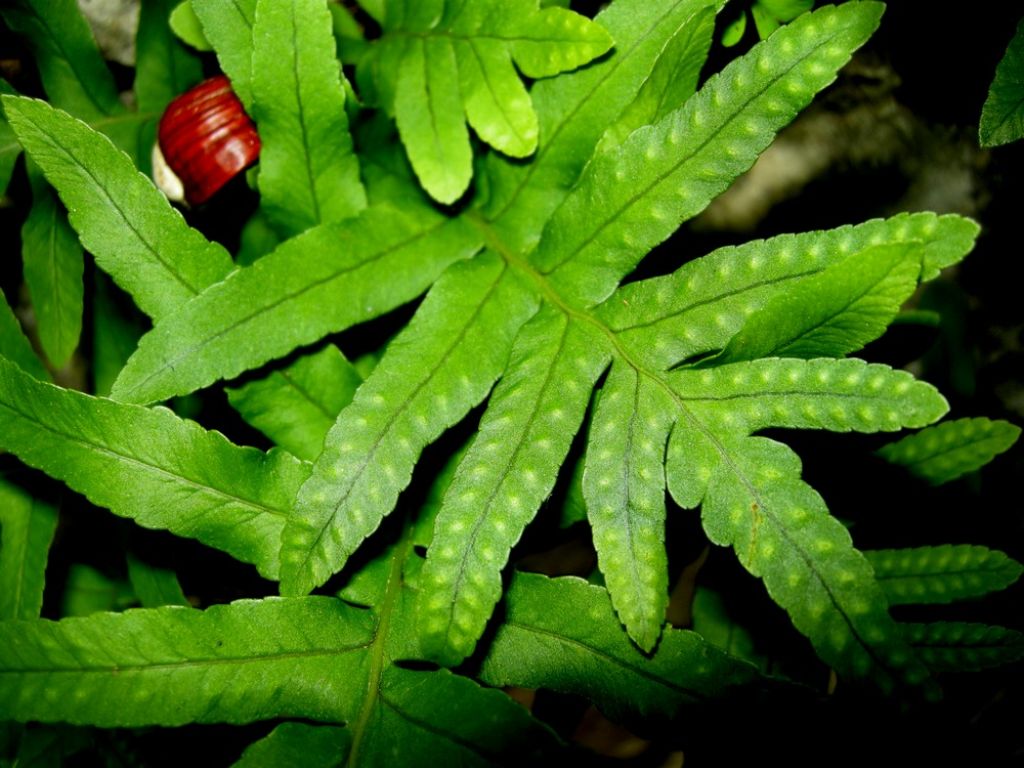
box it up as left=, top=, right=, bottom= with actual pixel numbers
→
left=479, top=573, right=763, bottom=723
left=279, top=254, right=538, bottom=596
left=689, top=434, right=933, bottom=692
left=226, top=344, right=363, bottom=462
left=2, top=96, right=234, bottom=321
left=252, top=0, right=366, bottom=235
left=0, top=481, right=58, bottom=621
left=484, top=0, right=721, bottom=252
left=865, top=545, right=1023, bottom=606
left=877, top=417, right=1021, bottom=485
left=534, top=2, right=885, bottom=307
left=372, top=0, right=611, bottom=203
left=419, top=307, right=609, bottom=665
left=903, top=622, right=1024, bottom=673
left=0, top=598, right=374, bottom=726
left=669, top=358, right=948, bottom=436
left=0, top=357, right=306, bottom=579
left=979, top=16, right=1024, bottom=147
left=711, top=243, right=921, bottom=363
left=112, top=205, right=484, bottom=405
left=583, top=363, right=675, bottom=652
left=21, top=165, right=84, bottom=368
left=600, top=213, right=979, bottom=370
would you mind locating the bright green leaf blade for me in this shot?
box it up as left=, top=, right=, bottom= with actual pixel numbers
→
left=510, top=6, right=613, bottom=79
left=455, top=38, right=538, bottom=158
left=226, top=344, right=363, bottom=462
left=536, top=2, right=884, bottom=307
left=394, top=37, right=472, bottom=204
left=751, top=5, right=780, bottom=39
left=135, top=0, right=204, bottom=113
left=21, top=166, right=84, bottom=368
left=485, top=0, right=720, bottom=252
left=191, top=0, right=256, bottom=108
left=252, top=0, right=366, bottom=236
left=111, top=206, right=483, bottom=405
left=712, top=243, right=921, bottom=363
left=980, top=16, right=1024, bottom=147
left=697, top=434, right=932, bottom=692
left=280, top=254, right=538, bottom=596
left=0, top=598, right=373, bottom=726
left=761, top=0, right=815, bottom=23
left=865, top=545, right=1023, bottom=606
left=670, top=358, right=948, bottom=435
left=235, top=723, right=349, bottom=768
left=877, top=417, right=1021, bottom=485
left=2, top=96, right=234, bottom=321
left=597, top=5, right=716, bottom=154
left=902, top=622, right=1024, bottom=673
left=1, top=0, right=121, bottom=119
left=479, top=573, right=763, bottom=723
left=420, top=308, right=609, bottom=666
left=169, top=1, right=213, bottom=51
left=126, top=553, right=190, bottom=608
left=352, top=666, right=559, bottom=767
left=601, top=213, right=978, bottom=370
left=0, top=357, right=306, bottom=579
left=0, top=480, right=58, bottom=621
left=0, top=292, right=49, bottom=381
left=90, top=274, right=143, bottom=396
left=721, top=12, right=747, bottom=47
left=584, top=363, right=675, bottom=652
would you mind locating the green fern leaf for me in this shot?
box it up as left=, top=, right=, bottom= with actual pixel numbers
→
left=135, top=0, right=204, bottom=113
left=252, top=0, right=366, bottom=235
left=125, top=552, right=191, bottom=609
left=0, top=480, right=58, bottom=621
left=0, top=357, right=306, bottom=579
left=0, top=80, right=21, bottom=194
left=2, top=96, right=234, bottom=321
left=484, top=0, right=725, bottom=252
left=21, top=165, right=84, bottom=368
left=112, top=206, right=483, bottom=404
left=0, top=598, right=374, bottom=726
left=903, top=622, right=1024, bottom=672
left=279, top=253, right=538, bottom=597
left=583, top=363, right=675, bottom=651
left=865, top=545, right=1023, bottom=606
left=533, top=2, right=884, bottom=306
left=877, top=417, right=1021, bottom=485
left=687, top=434, right=932, bottom=690
left=478, top=573, right=764, bottom=723
left=980, top=15, right=1024, bottom=147
left=600, top=213, right=979, bottom=371
left=367, top=0, right=612, bottom=203
left=226, top=344, right=363, bottom=462
left=419, top=308, right=609, bottom=664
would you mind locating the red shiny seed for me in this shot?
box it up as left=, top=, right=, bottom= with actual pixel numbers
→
left=157, top=75, right=261, bottom=206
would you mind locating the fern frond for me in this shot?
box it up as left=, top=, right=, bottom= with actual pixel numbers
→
left=0, top=357, right=306, bottom=579
left=903, top=622, right=1024, bottom=672
left=866, top=545, right=1023, bottom=605
left=0, top=481, right=57, bottom=621
left=877, top=417, right=1021, bottom=485
left=0, top=291, right=49, bottom=381
left=279, top=254, right=538, bottom=596
left=419, top=307, right=609, bottom=665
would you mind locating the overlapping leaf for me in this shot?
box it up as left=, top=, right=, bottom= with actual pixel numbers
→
left=361, top=0, right=613, bottom=202
left=0, top=356, right=306, bottom=579
left=980, top=15, right=1024, bottom=147
left=903, top=622, right=1024, bottom=672
left=0, top=480, right=57, bottom=621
